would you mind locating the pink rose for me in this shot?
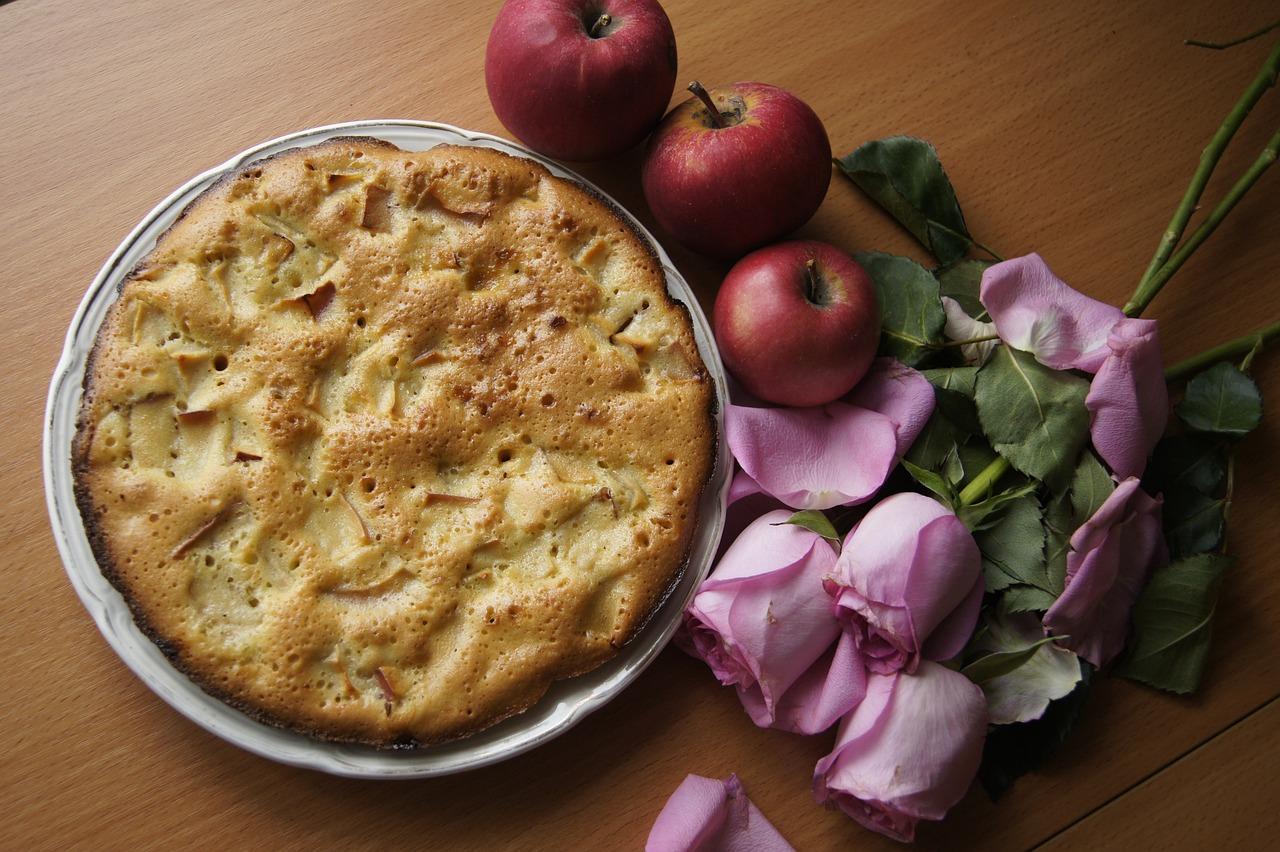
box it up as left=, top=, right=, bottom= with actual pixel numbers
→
left=980, top=253, right=1125, bottom=372
left=1085, top=318, right=1169, bottom=479
left=726, top=359, right=934, bottom=510
left=682, top=510, right=866, bottom=734
left=647, top=773, right=793, bottom=852
left=825, top=493, right=983, bottom=674
left=1044, top=477, right=1168, bottom=667
left=813, top=661, right=987, bottom=843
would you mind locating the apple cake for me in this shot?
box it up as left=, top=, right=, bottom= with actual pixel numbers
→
left=72, top=137, right=715, bottom=746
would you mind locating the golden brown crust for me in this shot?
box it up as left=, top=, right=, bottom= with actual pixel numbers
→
left=73, top=138, right=714, bottom=747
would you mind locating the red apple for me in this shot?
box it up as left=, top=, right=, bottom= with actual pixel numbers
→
left=485, top=0, right=677, bottom=162
left=642, top=81, right=831, bottom=259
left=713, top=240, right=880, bottom=407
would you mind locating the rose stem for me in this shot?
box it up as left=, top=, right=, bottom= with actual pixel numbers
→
left=957, top=457, right=1011, bottom=507
left=687, top=81, right=725, bottom=129
left=1125, top=40, right=1280, bottom=317
left=930, top=334, right=1000, bottom=349
left=589, top=13, right=612, bottom=37
left=953, top=42, right=1280, bottom=506
left=957, top=43, right=1274, bottom=504
left=1163, top=319, right=1280, bottom=382
left=1125, top=128, right=1280, bottom=316
left=1186, top=19, right=1280, bottom=50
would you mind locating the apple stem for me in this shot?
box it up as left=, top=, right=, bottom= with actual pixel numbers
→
left=589, top=12, right=612, bottom=37
left=687, top=81, right=726, bottom=129
left=803, top=259, right=823, bottom=305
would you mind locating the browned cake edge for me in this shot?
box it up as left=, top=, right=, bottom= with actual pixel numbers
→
left=71, top=137, right=719, bottom=749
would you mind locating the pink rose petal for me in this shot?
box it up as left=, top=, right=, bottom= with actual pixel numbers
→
left=980, top=254, right=1125, bottom=372
left=940, top=297, right=997, bottom=364
left=714, top=482, right=787, bottom=562
left=739, top=629, right=866, bottom=735
left=813, top=661, right=987, bottom=843
left=727, top=469, right=763, bottom=505
left=1044, top=477, right=1168, bottom=667
left=1085, top=318, right=1169, bottom=479
left=647, top=773, right=794, bottom=852
left=845, top=357, right=937, bottom=456
left=726, top=404, right=900, bottom=510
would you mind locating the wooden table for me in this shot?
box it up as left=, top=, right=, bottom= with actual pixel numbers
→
left=3, top=1, right=1278, bottom=848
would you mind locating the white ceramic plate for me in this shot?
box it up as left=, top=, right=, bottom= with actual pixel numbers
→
left=43, top=120, right=730, bottom=779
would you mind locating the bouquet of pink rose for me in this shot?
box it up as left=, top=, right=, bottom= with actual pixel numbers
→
left=647, top=37, right=1280, bottom=849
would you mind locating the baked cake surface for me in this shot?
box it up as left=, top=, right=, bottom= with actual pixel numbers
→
left=73, top=138, right=714, bottom=746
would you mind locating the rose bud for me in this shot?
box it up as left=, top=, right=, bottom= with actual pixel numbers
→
left=824, top=492, right=982, bottom=674
left=813, top=661, right=987, bottom=843
left=1044, top=477, right=1168, bottom=667
left=646, top=773, right=793, bottom=852
left=681, top=509, right=866, bottom=734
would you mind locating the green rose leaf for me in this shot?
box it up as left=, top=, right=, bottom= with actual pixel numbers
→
left=975, top=345, right=1091, bottom=490
left=901, top=459, right=957, bottom=504
left=976, top=493, right=1048, bottom=596
left=854, top=251, right=946, bottom=366
left=923, top=365, right=979, bottom=396
left=1176, top=362, right=1263, bottom=438
left=942, top=446, right=966, bottom=487
left=775, top=510, right=841, bottom=549
left=1042, top=490, right=1074, bottom=594
left=1002, top=584, right=1059, bottom=613
left=1069, top=449, right=1115, bottom=528
left=1144, top=435, right=1228, bottom=558
left=1145, top=434, right=1228, bottom=495
left=922, top=366, right=981, bottom=433
left=935, top=258, right=993, bottom=319
left=837, top=136, right=973, bottom=264
left=1116, top=554, right=1231, bottom=695
left=904, top=367, right=981, bottom=471
left=978, top=664, right=1094, bottom=799
left=964, top=610, right=1081, bottom=726
left=904, top=416, right=961, bottom=471
left=956, top=479, right=1037, bottom=531
left=1164, top=491, right=1226, bottom=559
left=963, top=635, right=1064, bottom=684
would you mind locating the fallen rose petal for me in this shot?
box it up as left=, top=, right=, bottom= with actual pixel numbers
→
left=726, top=403, right=900, bottom=510
left=940, top=296, right=997, bottom=365
left=826, top=493, right=983, bottom=674
left=1044, top=478, right=1167, bottom=667
left=647, top=773, right=794, bottom=852
left=980, top=253, right=1124, bottom=372
left=1085, top=318, right=1169, bottom=479
left=973, top=609, right=1082, bottom=724
left=813, top=661, right=987, bottom=843
left=845, top=357, right=937, bottom=456
left=684, top=510, right=863, bottom=733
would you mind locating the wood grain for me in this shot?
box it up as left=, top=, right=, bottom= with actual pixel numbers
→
left=2, top=1, right=1279, bottom=849
left=1039, top=698, right=1280, bottom=851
